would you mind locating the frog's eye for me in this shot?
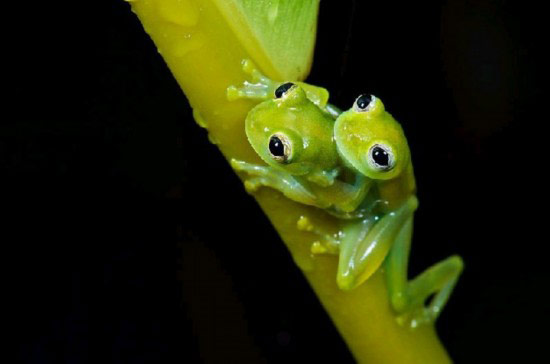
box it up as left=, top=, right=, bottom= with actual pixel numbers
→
left=354, top=94, right=375, bottom=112
left=269, top=133, right=292, bottom=163
left=367, top=144, right=395, bottom=171
left=274, top=82, right=296, bottom=98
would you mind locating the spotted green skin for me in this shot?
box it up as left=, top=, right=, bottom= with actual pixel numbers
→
left=229, top=62, right=463, bottom=328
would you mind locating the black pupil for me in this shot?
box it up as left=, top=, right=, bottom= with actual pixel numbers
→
left=275, top=82, right=295, bottom=98
left=356, top=94, right=372, bottom=109
left=269, top=136, right=285, bottom=157
left=372, top=146, right=389, bottom=167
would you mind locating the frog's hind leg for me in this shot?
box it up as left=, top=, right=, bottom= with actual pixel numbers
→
left=384, top=218, right=464, bottom=327
left=336, top=196, right=418, bottom=291
left=384, top=216, right=413, bottom=314
left=405, top=255, right=463, bottom=327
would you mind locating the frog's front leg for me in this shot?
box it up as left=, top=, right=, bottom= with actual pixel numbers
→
left=385, top=221, right=464, bottom=327
left=227, top=59, right=277, bottom=101
left=331, top=175, right=373, bottom=213
left=231, top=159, right=328, bottom=208
left=303, top=175, right=373, bottom=217
left=227, top=59, right=333, bottom=113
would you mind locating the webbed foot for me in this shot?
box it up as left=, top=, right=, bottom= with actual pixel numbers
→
left=405, top=255, right=463, bottom=325
left=297, top=216, right=340, bottom=255
left=395, top=306, right=434, bottom=329
left=226, top=59, right=278, bottom=101
left=226, top=59, right=332, bottom=111
left=231, top=159, right=321, bottom=207
left=387, top=242, right=464, bottom=328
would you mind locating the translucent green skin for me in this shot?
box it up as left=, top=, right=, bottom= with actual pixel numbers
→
left=333, top=98, right=463, bottom=327
left=229, top=63, right=463, bottom=328
left=232, top=85, right=371, bottom=211
left=246, top=86, right=338, bottom=187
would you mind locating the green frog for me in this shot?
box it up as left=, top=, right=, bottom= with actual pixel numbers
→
left=226, top=61, right=463, bottom=328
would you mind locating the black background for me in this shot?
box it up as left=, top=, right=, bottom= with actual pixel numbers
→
left=7, top=0, right=546, bottom=363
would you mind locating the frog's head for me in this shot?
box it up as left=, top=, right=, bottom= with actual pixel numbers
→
left=245, top=83, right=338, bottom=176
left=334, top=94, right=411, bottom=180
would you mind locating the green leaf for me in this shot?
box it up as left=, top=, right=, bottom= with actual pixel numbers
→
left=213, top=0, right=320, bottom=80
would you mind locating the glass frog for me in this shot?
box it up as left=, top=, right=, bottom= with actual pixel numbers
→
left=228, top=61, right=463, bottom=328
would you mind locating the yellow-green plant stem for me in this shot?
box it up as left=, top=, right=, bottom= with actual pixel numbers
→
left=127, top=0, right=452, bottom=362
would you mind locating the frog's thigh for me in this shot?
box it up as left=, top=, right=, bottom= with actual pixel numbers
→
left=336, top=218, right=375, bottom=290
left=337, top=197, right=418, bottom=291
